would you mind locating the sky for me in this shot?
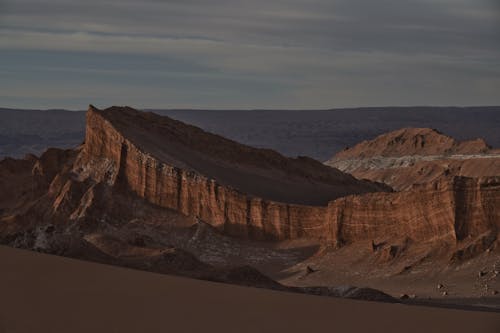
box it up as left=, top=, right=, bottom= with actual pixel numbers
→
left=0, top=0, right=499, bottom=110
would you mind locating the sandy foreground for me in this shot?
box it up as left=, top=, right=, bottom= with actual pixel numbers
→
left=0, top=246, right=499, bottom=333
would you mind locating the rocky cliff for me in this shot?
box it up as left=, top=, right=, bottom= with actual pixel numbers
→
left=76, top=105, right=388, bottom=240
left=2, top=107, right=500, bottom=305
left=1, top=107, right=499, bottom=257
left=326, top=176, right=499, bottom=252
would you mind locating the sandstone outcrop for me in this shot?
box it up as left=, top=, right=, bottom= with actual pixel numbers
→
left=333, top=128, right=492, bottom=159
left=1, top=106, right=498, bottom=260
left=326, top=128, right=500, bottom=190
left=76, top=105, right=388, bottom=240
left=325, top=176, right=500, bottom=248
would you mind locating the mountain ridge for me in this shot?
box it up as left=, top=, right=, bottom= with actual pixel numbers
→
left=2, top=106, right=500, bottom=160
left=0, top=105, right=499, bottom=305
left=327, top=127, right=500, bottom=190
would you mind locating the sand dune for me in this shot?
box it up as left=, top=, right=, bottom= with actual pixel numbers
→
left=0, top=246, right=499, bottom=333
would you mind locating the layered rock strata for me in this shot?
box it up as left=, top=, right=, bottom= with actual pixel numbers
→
left=1, top=107, right=498, bottom=253
left=327, top=128, right=500, bottom=190
left=78, top=106, right=387, bottom=240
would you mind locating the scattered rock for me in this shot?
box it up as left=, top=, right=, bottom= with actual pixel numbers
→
left=399, top=293, right=417, bottom=300
left=437, top=283, right=444, bottom=290
left=442, top=291, right=448, bottom=296
left=478, top=270, right=487, bottom=277
left=399, top=294, right=410, bottom=300
left=491, top=290, right=498, bottom=295
left=306, top=265, right=318, bottom=274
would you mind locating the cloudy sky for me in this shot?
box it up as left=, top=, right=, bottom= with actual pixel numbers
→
left=1, top=0, right=499, bottom=109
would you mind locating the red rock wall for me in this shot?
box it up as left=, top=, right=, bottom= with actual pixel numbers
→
left=83, top=109, right=500, bottom=245
left=325, top=177, right=500, bottom=246
left=83, top=108, right=327, bottom=240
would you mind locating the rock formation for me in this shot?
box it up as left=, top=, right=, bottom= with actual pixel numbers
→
left=333, top=128, right=492, bottom=159
left=326, top=128, right=500, bottom=190
left=326, top=176, right=499, bottom=250
left=76, top=105, right=388, bottom=240
left=0, top=106, right=498, bottom=278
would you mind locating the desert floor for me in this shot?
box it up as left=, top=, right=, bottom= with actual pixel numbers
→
left=0, top=246, right=499, bottom=333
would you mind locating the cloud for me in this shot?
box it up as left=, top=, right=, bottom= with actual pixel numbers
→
left=0, top=0, right=499, bottom=109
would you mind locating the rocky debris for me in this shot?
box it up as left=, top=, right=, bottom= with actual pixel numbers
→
left=437, top=284, right=451, bottom=297
left=472, top=262, right=500, bottom=297
left=306, top=265, right=318, bottom=274
left=451, top=233, right=498, bottom=262
left=399, top=294, right=417, bottom=300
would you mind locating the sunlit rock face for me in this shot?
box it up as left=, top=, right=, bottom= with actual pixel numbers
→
left=1, top=106, right=498, bottom=259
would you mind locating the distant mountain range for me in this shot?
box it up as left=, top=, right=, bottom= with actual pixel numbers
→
left=1, top=106, right=499, bottom=160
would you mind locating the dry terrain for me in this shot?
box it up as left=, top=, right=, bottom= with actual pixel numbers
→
left=0, top=245, right=499, bottom=333
left=0, top=105, right=499, bottom=317
left=2, top=106, right=500, bottom=160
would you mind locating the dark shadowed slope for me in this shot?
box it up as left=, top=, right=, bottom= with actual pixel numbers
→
left=1, top=246, right=499, bottom=333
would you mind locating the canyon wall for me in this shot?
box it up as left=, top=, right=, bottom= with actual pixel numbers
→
left=83, top=106, right=327, bottom=240
left=80, top=107, right=500, bottom=247
left=326, top=177, right=500, bottom=247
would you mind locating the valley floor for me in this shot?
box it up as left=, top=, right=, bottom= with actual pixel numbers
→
left=276, top=241, right=500, bottom=311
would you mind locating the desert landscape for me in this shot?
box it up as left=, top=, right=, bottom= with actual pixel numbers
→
left=1, top=105, right=499, bottom=319
left=2, top=106, right=500, bottom=161
left=1, top=245, right=499, bottom=333
left=2, top=0, right=500, bottom=331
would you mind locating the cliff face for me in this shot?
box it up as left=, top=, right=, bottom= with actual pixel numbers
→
left=326, top=177, right=499, bottom=249
left=1, top=106, right=498, bottom=256
left=78, top=105, right=386, bottom=240
left=76, top=107, right=499, bottom=249
left=3, top=106, right=500, bottom=303
left=83, top=106, right=388, bottom=204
